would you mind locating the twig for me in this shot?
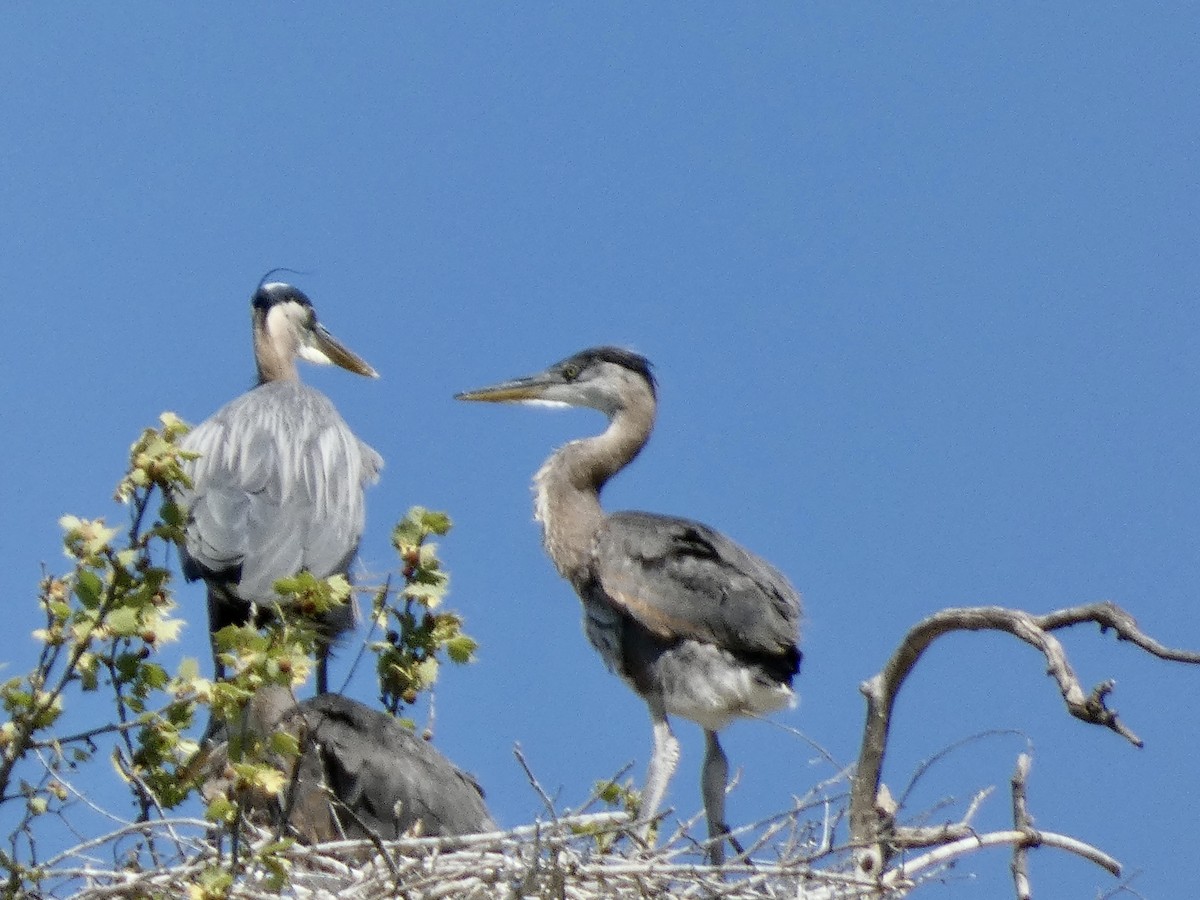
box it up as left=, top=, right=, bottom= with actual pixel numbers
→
left=888, top=786, right=993, bottom=849
left=340, top=576, right=392, bottom=693
left=897, top=729, right=1025, bottom=809
left=29, top=717, right=151, bottom=749
left=41, top=817, right=212, bottom=869
left=513, top=743, right=558, bottom=819
left=1009, top=752, right=1037, bottom=900
left=757, top=717, right=846, bottom=773
left=32, top=748, right=133, bottom=833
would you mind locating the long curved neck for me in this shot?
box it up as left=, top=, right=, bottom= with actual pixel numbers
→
left=533, top=399, right=655, bottom=586
left=254, top=321, right=300, bottom=384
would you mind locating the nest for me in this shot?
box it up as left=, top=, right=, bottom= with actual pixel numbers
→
left=45, top=807, right=895, bottom=900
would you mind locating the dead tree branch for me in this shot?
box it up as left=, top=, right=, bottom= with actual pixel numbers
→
left=1009, top=752, right=1037, bottom=900
left=883, top=827, right=1122, bottom=892
left=849, top=601, right=1200, bottom=878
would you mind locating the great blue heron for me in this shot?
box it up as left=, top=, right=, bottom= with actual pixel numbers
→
left=178, top=282, right=383, bottom=694
left=202, top=685, right=495, bottom=841
left=456, top=346, right=802, bottom=863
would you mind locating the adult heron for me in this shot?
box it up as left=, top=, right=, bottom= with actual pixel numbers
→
left=456, top=346, right=801, bottom=863
left=202, top=685, right=495, bottom=841
left=178, top=282, right=383, bottom=694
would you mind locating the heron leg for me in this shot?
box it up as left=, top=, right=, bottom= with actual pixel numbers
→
left=315, top=651, right=330, bottom=695
left=314, top=596, right=356, bottom=694
left=638, top=701, right=680, bottom=845
left=701, top=730, right=743, bottom=865
left=210, top=644, right=228, bottom=683
left=206, top=588, right=233, bottom=684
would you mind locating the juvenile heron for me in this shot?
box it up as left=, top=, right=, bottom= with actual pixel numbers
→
left=178, top=282, right=383, bottom=694
left=202, top=685, right=495, bottom=841
left=456, top=346, right=801, bottom=863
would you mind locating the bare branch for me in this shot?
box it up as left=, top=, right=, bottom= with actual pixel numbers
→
left=513, top=743, right=559, bottom=820
left=1010, top=752, right=1037, bottom=900
left=1038, top=602, right=1200, bottom=664
left=889, top=786, right=993, bottom=849
left=885, top=828, right=1121, bottom=889
left=848, top=601, right=1200, bottom=875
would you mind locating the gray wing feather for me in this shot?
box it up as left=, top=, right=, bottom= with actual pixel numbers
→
left=179, top=381, right=382, bottom=602
left=296, top=695, right=495, bottom=838
left=593, top=511, right=800, bottom=657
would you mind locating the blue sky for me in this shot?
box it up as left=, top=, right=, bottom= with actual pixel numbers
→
left=2, top=6, right=1198, bottom=896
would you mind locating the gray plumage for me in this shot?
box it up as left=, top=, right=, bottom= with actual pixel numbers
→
left=594, top=511, right=800, bottom=677
left=177, top=282, right=382, bottom=693
left=456, top=346, right=801, bottom=864
left=203, top=687, right=495, bottom=842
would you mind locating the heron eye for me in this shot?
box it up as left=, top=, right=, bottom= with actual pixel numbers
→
left=561, top=364, right=581, bottom=381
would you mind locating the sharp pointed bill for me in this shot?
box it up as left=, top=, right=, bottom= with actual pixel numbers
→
left=300, top=322, right=379, bottom=377
left=454, top=375, right=556, bottom=404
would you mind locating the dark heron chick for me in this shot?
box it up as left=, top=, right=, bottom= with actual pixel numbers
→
left=177, top=282, right=383, bottom=694
left=201, top=685, right=495, bottom=842
left=456, top=346, right=802, bottom=864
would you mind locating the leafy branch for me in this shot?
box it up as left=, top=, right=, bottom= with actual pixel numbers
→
left=0, top=414, right=201, bottom=896
left=372, top=508, right=478, bottom=718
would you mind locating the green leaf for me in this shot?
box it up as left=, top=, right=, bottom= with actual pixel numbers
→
left=273, top=571, right=321, bottom=595
left=114, top=652, right=141, bottom=680
left=404, top=581, right=447, bottom=607
left=325, top=573, right=351, bottom=599
left=596, top=780, right=623, bottom=804
left=237, top=760, right=287, bottom=795
left=204, top=795, right=237, bottom=824
left=418, top=509, right=452, bottom=535
left=270, top=731, right=301, bottom=757
left=106, top=607, right=141, bottom=637
left=74, top=570, right=104, bottom=607
left=446, top=635, right=478, bottom=664
left=160, top=500, right=185, bottom=527
left=175, top=657, right=200, bottom=683
left=140, top=663, right=169, bottom=690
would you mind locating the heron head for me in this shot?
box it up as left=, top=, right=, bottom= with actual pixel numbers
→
left=252, top=282, right=378, bottom=380
left=455, top=346, right=655, bottom=418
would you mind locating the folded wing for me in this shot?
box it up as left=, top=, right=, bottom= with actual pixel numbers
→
left=592, top=511, right=800, bottom=666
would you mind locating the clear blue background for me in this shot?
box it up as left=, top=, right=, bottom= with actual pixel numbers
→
left=1, top=6, right=1197, bottom=896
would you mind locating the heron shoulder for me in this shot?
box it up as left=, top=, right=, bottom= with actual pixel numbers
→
left=178, top=382, right=381, bottom=595
left=182, top=382, right=381, bottom=494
